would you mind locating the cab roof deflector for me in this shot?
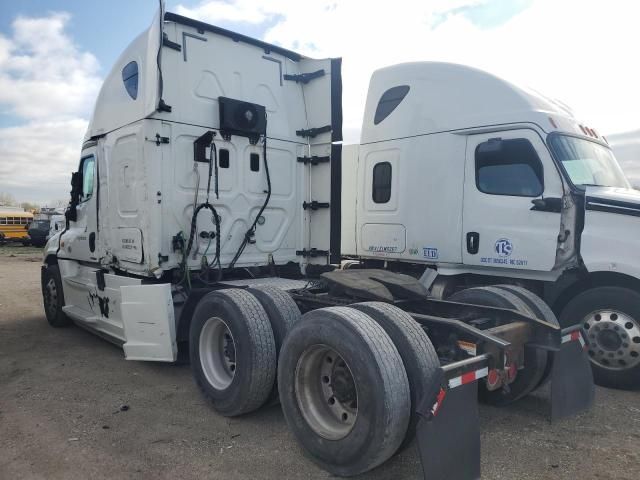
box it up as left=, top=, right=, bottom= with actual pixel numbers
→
left=164, top=12, right=303, bottom=62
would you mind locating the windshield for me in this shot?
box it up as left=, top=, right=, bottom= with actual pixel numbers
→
left=32, top=220, right=49, bottom=228
left=549, top=135, right=630, bottom=189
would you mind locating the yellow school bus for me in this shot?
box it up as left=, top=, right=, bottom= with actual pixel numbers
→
left=0, top=209, right=33, bottom=243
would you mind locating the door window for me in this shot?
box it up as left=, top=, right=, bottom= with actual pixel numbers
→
left=81, top=156, right=95, bottom=202
left=475, top=138, right=543, bottom=197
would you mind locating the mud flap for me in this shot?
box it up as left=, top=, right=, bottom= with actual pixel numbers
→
left=415, top=368, right=482, bottom=480
left=550, top=326, right=594, bottom=421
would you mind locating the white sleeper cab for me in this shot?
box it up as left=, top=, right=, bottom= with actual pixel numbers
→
left=342, top=62, right=640, bottom=389
left=41, top=6, right=595, bottom=480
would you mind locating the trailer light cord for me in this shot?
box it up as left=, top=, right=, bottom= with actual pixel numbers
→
left=156, top=0, right=164, bottom=109
left=183, top=137, right=222, bottom=285
left=227, top=113, right=271, bottom=271
left=212, top=140, right=219, bottom=200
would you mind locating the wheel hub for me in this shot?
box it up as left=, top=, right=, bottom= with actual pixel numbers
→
left=597, top=329, right=622, bottom=351
left=331, top=360, right=357, bottom=405
left=295, top=345, right=358, bottom=440
left=199, top=317, right=237, bottom=389
left=223, top=332, right=236, bottom=372
left=44, top=278, right=58, bottom=316
left=583, top=310, right=640, bottom=370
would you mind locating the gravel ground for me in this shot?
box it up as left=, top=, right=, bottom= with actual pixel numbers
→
left=1, top=246, right=639, bottom=479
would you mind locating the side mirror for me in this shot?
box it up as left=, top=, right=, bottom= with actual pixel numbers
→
left=66, top=171, right=82, bottom=222
left=531, top=197, right=562, bottom=213
left=477, top=138, right=503, bottom=154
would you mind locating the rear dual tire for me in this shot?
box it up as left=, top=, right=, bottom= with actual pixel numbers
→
left=447, top=286, right=551, bottom=405
left=246, top=285, right=301, bottom=403
left=189, top=289, right=277, bottom=416
left=278, top=306, right=412, bottom=477
left=190, top=286, right=301, bottom=416
left=349, top=301, right=439, bottom=448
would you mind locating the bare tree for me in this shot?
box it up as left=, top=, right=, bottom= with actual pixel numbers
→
left=20, top=201, right=40, bottom=212
left=0, top=192, right=16, bottom=206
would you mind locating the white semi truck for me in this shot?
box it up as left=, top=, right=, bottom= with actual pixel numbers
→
left=341, top=63, right=640, bottom=390
left=41, top=7, right=593, bottom=479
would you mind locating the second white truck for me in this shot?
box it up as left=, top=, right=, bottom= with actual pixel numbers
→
left=342, top=62, right=640, bottom=389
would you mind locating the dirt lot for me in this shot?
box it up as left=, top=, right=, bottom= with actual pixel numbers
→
left=0, top=245, right=639, bottom=480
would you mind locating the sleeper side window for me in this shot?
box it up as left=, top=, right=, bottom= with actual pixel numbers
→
left=219, top=149, right=230, bottom=168
left=374, top=85, right=410, bottom=125
left=122, top=61, right=139, bottom=100
left=81, top=156, right=95, bottom=202
left=250, top=153, right=260, bottom=172
left=372, top=162, right=392, bottom=203
left=475, top=138, right=543, bottom=197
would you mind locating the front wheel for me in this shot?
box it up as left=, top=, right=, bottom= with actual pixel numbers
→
left=560, top=286, right=640, bottom=390
left=41, top=265, right=72, bottom=327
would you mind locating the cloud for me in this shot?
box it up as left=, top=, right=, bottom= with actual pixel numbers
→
left=0, top=13, right=100, bottom=204
left=177, top=0, right=640, bottom=146
left=0, top=119, right=87, bottom=200
left=175, top=0, right=279, bottom=24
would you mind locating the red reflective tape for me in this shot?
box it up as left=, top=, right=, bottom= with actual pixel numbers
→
left=431, top=388, right=447, bottom=417
left=461, top=371, right=477, bottom=385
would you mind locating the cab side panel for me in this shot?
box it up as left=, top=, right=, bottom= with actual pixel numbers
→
left=356, top=133, right=465, bottom=265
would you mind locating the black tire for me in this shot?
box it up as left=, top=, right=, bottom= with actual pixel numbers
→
left=278, top=306, right=410, bottom=476
left=246, top=285, right=301, bottom=403
left=349, top=301, right=439, bottom=447
left=560, top=286, right=640, bottom=390
left=448, top=286, right=548, bottom=405
left=189, top=289, right=276, bottom=416
left=493, top=285, right=557, bottom=325
left=492, top=285, right=560, bottom=388
left=41, top=264, right=72, bottom=327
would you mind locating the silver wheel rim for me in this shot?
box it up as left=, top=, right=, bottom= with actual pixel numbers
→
left=294, top=345, right=358, bottom=440
left=199, top=317, right=237, bottom=390
left=583, top=309, right=640, bottom=370
left=44, top=278, right=58, bottom=317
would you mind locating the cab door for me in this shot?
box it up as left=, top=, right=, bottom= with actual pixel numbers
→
left=65, top=148, right=99, bottom=263
left=462, top=129, right=564, bottom=272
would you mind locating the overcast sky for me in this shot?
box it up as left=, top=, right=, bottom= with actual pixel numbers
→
left=0, top=0, right=639, bottom=204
